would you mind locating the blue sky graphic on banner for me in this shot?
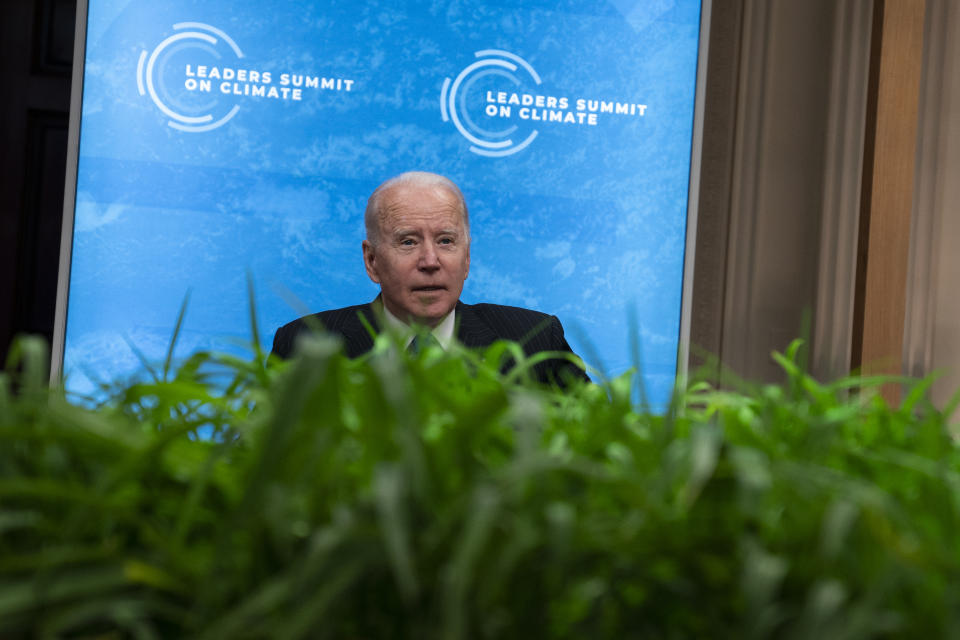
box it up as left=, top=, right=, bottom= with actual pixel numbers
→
left=65, top=0, right=703, bottom=405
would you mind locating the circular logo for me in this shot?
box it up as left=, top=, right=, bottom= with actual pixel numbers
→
left=441, top=49, right=541, bottom=157
left=136, top=23, right=244, bottom=132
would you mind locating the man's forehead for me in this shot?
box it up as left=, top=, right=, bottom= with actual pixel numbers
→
left=379, top=185, right=464, bottom=227
left=381, top=183, right=458, bottom=208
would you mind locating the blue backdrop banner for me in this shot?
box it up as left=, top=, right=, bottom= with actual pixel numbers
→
left=63, top=0, right=704, bottom=405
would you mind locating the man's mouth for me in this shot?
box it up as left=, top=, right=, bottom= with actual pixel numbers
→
left=412, top=286, right=446, bottom=292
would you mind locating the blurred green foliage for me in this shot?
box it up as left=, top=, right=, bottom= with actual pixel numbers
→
left=2, top=330, right=959, bottom=639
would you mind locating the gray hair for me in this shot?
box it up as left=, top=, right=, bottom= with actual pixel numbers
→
left=364, top=171, right=470, bottom=245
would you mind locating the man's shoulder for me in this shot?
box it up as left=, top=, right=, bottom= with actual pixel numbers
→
left=464, top=303, right=554, bottom=324
left=459, top=302, right=588, bottom=384
left=460, top=303, right=558, bottom=341
left=272, top=303, right=375, bottom=359
left=278, top=303, right=373, bottom=333
left=315, top=304, right=375, bottom=329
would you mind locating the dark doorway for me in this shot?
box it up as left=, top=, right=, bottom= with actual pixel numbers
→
left=0, top=0, right=76, bottom=366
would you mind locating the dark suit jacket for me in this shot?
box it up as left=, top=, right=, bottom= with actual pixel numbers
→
left=271, top=300, right=589, bottom=385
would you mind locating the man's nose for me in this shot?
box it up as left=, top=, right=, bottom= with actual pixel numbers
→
left=418, top=242, right=440, bottom=270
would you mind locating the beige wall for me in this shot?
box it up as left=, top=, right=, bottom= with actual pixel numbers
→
left=692, top=0, right=959, bottom=397
left=906, top=0, right=960, bottom=406
left=691, top=0, right=871, bottom=384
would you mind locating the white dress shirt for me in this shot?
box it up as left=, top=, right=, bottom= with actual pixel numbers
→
left=381, top=305, right=456, bottom=350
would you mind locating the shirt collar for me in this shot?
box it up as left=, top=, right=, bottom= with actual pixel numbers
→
left=381, top=305, right=456, bottom=350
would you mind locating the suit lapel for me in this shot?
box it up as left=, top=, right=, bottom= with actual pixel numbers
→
left=455, top=302, right=498, bottom=348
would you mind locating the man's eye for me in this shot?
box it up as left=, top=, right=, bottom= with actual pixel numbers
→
left=438, top=237, right=453, bottom=245
left=400, top=239, right=416, bottom=246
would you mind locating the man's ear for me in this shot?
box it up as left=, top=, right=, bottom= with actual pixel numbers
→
left=362, top=240, right=380, bottom=284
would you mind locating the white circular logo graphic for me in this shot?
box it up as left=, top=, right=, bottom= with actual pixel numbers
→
left=136, top=22, right=244, bottom=132
left=441, top=49, right=541, bottom=157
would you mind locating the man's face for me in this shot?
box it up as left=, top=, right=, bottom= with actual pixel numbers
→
left=362, top=183, right=470, bottom=327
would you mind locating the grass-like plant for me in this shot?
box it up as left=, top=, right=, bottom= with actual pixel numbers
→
left=2, top=323, right=959, bottom=638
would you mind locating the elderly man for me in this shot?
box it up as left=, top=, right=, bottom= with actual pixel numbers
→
left=271, top=171, right=588, bottom=385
